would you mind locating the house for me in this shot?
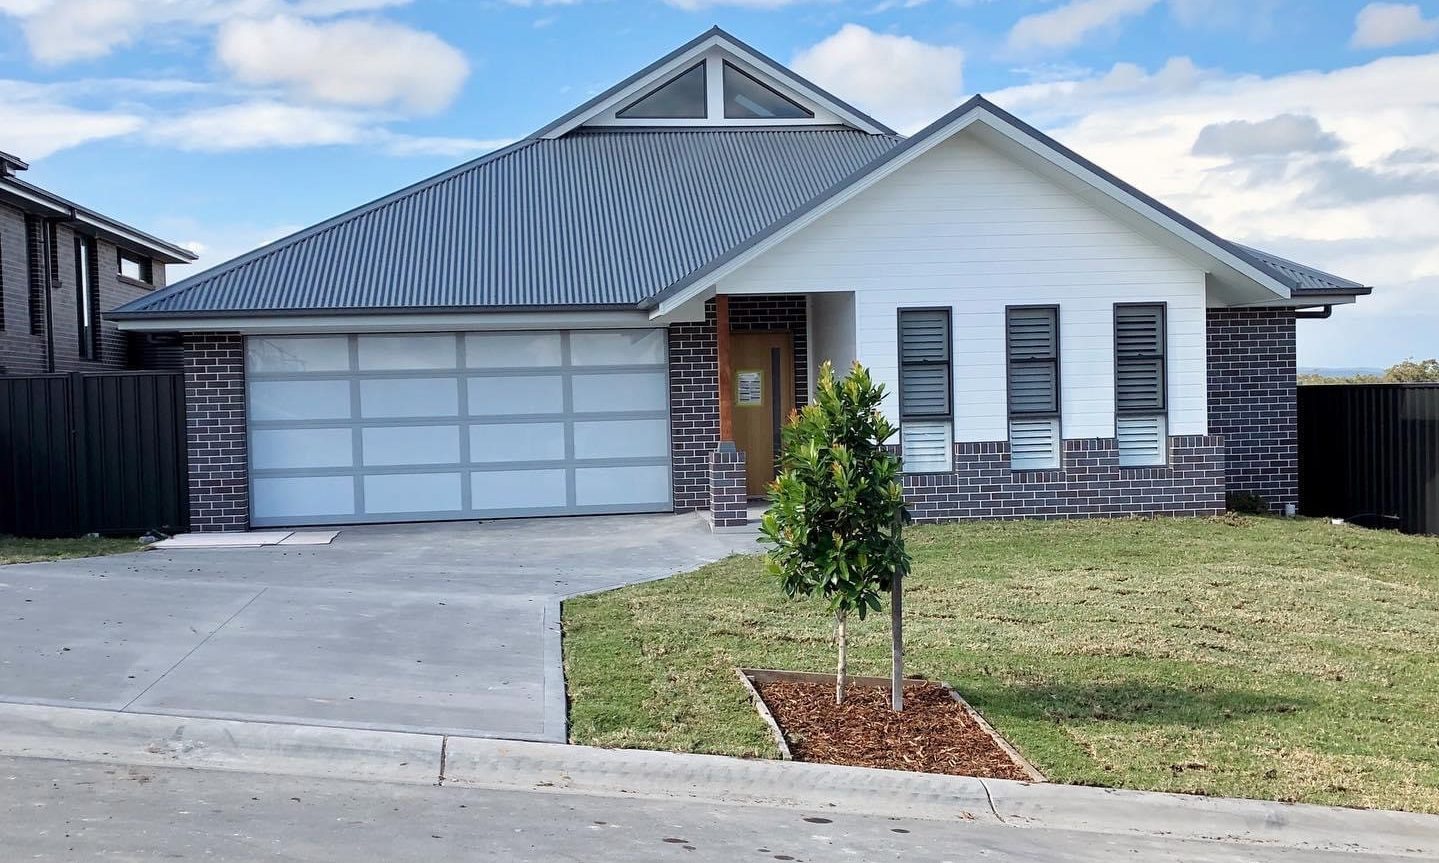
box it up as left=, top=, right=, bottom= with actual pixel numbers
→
left=109, top=28, right=1370, bottom=533
left=0, top=149, right=197, bottom=375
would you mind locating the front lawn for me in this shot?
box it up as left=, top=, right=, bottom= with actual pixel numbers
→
left=0, top=535, right=145, bottom=565
left=563, top=516, right=1439, bottom=813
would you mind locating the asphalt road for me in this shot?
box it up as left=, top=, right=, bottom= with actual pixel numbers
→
left=0, top=756, right=1415, bottom=862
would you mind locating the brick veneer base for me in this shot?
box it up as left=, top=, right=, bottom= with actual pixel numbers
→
left=903, top=436, right=1225, bottom=522
left=709, top=446, right=748, bottom=528
left=183, top=333, right=249, bottom=532
left=1207, top=308, right=1297, bottom=511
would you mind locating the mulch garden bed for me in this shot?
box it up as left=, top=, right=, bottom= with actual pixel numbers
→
left=753, top=678, right=1034, bottom=780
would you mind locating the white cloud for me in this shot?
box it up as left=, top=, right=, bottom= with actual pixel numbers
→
left=792, top=24, right=963, bottom=133
left=0, top=0, right=415, bottom=64
left=663, top=0, right=807, bottom=8
left=1007, top=0, right=1159, bottom=53
left=0, top=79, right=145, bottom=158
left=149, top=101, right=371, bottom=151
left=216, top=15, right=469, bottom=114
left=1351, top=3, right=1439, bottom=49
left=988, top=51, right=1439, bottom=366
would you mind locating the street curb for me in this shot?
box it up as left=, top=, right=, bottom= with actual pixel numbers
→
left=1, top=702, right=1435, bottom=858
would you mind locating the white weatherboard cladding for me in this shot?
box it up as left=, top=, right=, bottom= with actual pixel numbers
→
left=245, top=331, right=671, bottom=526
left=720, top=135, right=1208, bottom=443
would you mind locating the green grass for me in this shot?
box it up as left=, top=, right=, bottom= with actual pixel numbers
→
left=0, top=535, right=145, bottom=565
left=563, top=516, right=1439, bottom=813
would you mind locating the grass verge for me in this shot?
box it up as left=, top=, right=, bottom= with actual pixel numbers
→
left=563, top=516, right=1439, bottom=813
left=0, top=535, right=145, bottom=565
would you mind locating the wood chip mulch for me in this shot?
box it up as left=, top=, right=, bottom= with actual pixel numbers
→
left=754, top=679, right=1032, bottom=780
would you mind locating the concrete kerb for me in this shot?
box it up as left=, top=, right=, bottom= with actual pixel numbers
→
left=1, top=701, right=1435, bottom=859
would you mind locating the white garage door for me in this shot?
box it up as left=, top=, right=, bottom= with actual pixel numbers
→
left=245, top=330, right=671, bottom=526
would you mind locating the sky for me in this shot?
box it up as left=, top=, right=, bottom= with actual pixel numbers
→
left=2, top=0, right=1436, bottom=368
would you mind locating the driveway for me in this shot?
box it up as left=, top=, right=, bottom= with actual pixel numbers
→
left=0, top=514, right=758, bottom=742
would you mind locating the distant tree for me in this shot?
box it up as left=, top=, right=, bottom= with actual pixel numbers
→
left=1384, top=358, right=1439, bottom=382
left=760, top=362, right=911, bottom=708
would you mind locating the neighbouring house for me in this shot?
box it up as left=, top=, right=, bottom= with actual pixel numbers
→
left=0, top=149, right=197, bottom=375
left=109, top=28, right=1371, bottom=533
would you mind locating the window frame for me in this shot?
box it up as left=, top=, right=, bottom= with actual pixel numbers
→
left=117, top=249, right=153, bottom=285
left=1112, top=302, right=1167, bottom=416
left=615, top=61, right=709, bottom=120
left=74, top=234, right=99, bottom=361
left=721, top=60, right=814, bottom=120
left=1004, top=304, right=1061, bottom=419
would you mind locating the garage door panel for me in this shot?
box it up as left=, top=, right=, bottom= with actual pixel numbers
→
left=364, top=473, right=463, bottom=514
left=251, top=380, right=351, bottom=421
left=362, top=426, right=461, bottom=466
left=247, top=331, right=671, bottom=526
left=252, top=428, right=354, bottom=470
left=468, top=376, right=565, bottom=416
left=470, top=422, right=567, bottom=462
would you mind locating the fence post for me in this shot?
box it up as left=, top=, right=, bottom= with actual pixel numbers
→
left=67, top=371, right=91, bottom=534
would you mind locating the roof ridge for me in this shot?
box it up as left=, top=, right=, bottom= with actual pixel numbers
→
left=113, top=138, right=540, bottom=315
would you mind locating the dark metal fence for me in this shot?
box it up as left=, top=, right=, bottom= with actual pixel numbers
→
left=1298, top=383, right=1439, bottom=535
left=0, top=372, right=188, bottom=538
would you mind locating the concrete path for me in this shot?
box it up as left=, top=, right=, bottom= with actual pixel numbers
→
left=1, top=704, right=1433, bottom=860
left=0, top=514, right=758, bottom=742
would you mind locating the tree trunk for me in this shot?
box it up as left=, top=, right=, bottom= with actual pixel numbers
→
left=891, top=568, right=904, bottom=712
left=835, top=610, right=848, bottom=705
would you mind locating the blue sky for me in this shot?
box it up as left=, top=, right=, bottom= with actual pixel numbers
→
left=3, top=0, right=1437, bottom=367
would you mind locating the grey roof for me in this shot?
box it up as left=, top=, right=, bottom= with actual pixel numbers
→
left=1233, top=245, right=1369, bottom=296
left=0, top=171, right=196, bottom=263
left=0, top=149, right=28, bottom=174
left=112, top=128, right=902, bottom=318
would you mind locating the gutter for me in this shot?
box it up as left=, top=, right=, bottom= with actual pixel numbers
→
left=1294, top=305, right=1333, bottom=320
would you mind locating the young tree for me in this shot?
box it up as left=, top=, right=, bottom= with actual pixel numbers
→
left=760, top=361, right=911, bottom=708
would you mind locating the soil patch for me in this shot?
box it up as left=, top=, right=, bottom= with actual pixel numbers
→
left=754, top=679, right=1032, bottom=780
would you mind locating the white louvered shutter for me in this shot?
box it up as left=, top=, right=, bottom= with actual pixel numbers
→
left=1009, top=418, right=1060, bottom=470
left=901, top=421, right=952, bottom=473
left=1117, top=415, right=1167, bottom=466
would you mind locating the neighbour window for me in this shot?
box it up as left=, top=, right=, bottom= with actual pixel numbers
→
left=722, top=62, right=812, bottom=120
left=24, top=215, right=46, bottom=335
left=118, top=250, right=153, bottom=284
left=1114, top=303, right=1168, bottom=466
left=898, top=308, right=953, bottom=472
left=75, top=235, right=99, bottom=360
left=616, top=62, right=708, bottom=119
left=1006, top=306, right=1061, bottom=470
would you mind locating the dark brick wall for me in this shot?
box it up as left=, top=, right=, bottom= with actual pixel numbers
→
left=184, top=333, right=249, bottom=532
left=669, top=296, right=809, bottom=512
left=1206, top=308, right=1297, bottom=510
left=709, top=445, right=748, bottom=527
left=903, top=436, right=1226, bottom=522
left=0, top=202, right=168, bottom=375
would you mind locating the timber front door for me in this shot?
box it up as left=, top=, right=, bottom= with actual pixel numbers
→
left=729, top=332, right=795, bottom=497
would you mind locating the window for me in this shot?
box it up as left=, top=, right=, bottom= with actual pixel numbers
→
left=75, top=235, right=99, bottom=360
left=898, top=308, right=953, bottom=472
left=1114, top=303, right=1168, bottom=466
left=722, top=62, right=812, bottom=120
left=1006, top=306, right=1060, bottom=470
left=616, top=62, right=707, bottom=119
left=118, top=250, right=152, bottom=284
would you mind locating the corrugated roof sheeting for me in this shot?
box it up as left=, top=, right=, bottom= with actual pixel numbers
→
left=1236, top=245, right=1368, bottom=294
left=121, top=129, right=902, bottom=315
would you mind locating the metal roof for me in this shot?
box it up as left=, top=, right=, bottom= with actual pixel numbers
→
left=112, top=128, right=902, bottom=318
left=1234, top=244, right=1370, bottom=296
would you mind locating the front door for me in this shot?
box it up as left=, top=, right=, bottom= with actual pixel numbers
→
left=729, top=332, right=795, bottom=497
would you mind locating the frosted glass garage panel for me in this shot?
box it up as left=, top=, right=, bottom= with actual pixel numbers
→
left=472, top=469, right=568, bottom=510
left=575, top=465, right=670, bottom=506
left=364, top=473, right=462, bottom=514
left=572, top=373, right=667, bottom=413
left=465, top=332, right=563, bottom=369
left=470, top=422, right=566, bottom=462
left=570, top=330, right=666, bottom=366
left=360, top=378, right=459, bottom=418
left=253, top=476, right=355, bottom=519
left=357, top=334, right=457, bottom=371
left=363, top=425, right=460, bottom=466
left=469, top=376, right=564, bottom=415
left=250, top=380, right=351, bottom=421
left=247, top=336, right=350, bottom=373
left=251, top=428, right=353, bottom=470
left=574, top=419, right=668, bottom=460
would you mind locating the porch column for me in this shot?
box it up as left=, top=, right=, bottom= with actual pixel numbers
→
left=710, top=294, right=748, bottom=529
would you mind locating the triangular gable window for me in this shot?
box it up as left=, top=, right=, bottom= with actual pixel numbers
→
left=722, top=61, right=812, bottom=120
left=617, top=62, right=708, bottom=119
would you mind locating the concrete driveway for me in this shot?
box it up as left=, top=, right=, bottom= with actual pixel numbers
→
left=0, top=514, right=757, bottom=742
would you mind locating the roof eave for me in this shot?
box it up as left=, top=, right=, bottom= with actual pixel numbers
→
left=0, top=176, right=196, bottom=263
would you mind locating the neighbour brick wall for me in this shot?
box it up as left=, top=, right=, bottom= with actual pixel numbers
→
left=669, top=296, right=810, bottom=512
left=183, top=333, right=249, bottom=532
left=902, top=436, right=1226, bottom=522
left=0, top=202, right=168, bottom=375
left=1206, top=308, right=1297, bottom=511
